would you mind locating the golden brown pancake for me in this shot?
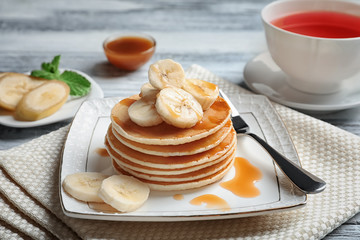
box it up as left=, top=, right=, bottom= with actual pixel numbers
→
left=106, top=138, right=236, bottom=175
left=116, top=150, right=235, bottom=182
left=105, top=126, right=236, bottom=169
left=113, top=155, right=235, bottom=191
left=110, top=119, right=232, bottom=156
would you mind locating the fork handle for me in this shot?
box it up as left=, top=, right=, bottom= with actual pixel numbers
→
left=247, top=133, right=326, bottom=194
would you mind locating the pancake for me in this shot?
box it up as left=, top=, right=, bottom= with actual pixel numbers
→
left=113, top=156, right=235, bottom=191
left=115, top=150, right=235, bottom=183
left=106, top=126, right=237, bottom=169
left=111, top=95, right=231, bottom=145
left=110, top=119, right=232, bottom=156
left=106, top=138, right=236, bottom=175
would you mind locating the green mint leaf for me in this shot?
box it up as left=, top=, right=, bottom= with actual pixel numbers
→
left=30, top=55, right=91, bottom=97
left=59, top=70, right=91, bottom=96
left=41, top=55, right=61, bottom=75
left=30, top=70, right=57, bottom=80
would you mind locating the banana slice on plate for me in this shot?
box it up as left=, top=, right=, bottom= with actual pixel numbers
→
left=63, top=172, right=110, bottom=203
left=156, top=87, right=203, bottom=128
left=148, top=59, right=185, bottom=89
left=15, top=80, right=70, bottom=121
left=128, top=98, right=163, bottom=127
left=139, top=82, right=159, bottom=102
left=0, top=73, right=46, bottom=111
left=98, top=174, right=150, bottom=212
left=182, top=78, right=219, bottom=111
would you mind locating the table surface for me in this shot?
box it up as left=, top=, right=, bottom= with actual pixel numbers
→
left=1, top=0, right=359, bottom=239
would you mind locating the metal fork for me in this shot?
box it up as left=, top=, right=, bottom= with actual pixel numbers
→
left=219, top=89, right=326, bottom=194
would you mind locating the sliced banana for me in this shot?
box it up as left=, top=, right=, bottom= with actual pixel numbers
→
left=98, top=174, right=150, bottom=212
left=148, top=59, right=185, bottom=89
left=139, top=82, right=159, bottom=102
left=128, top=98, right=163, bottom=127
left=182, top=78, right=219, bottom=111
left=15, top=80, right=70, bottom=121
left=62, top=172, right=110, bottom=203
left=155, top=87, right=203, bottom=128
left=0, top=73, right=46, bottom=111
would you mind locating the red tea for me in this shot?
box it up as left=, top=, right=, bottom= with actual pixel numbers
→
left=271, top=11, right=360, bottom=38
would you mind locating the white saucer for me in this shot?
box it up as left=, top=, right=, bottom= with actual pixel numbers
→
left=243, top=52, right=360, bottom=112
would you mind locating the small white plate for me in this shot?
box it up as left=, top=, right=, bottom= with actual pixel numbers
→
left=243, top=52, right=360, bottom=112
left=0, top=69, right=104, bottom=128
left=60, top=94, right=306, bottom=222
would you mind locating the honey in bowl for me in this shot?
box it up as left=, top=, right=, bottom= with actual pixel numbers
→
left=103, top=33, right=156, bottom=71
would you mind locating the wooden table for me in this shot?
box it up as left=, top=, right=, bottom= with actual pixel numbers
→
left=0, top=0, right=359, bottom=238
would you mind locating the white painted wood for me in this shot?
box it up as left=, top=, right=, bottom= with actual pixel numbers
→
left=0, top=0, right=359, bottom=238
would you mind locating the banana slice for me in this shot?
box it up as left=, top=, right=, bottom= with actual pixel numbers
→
left=182, top=78, right=219, bottom=111
left=0, top=73, right=46, bottom=111
left=128, top=98, right=163, bottom=127
left=155, top=87, right=203, bottom=128
left=148, top=59, right=185, bottom=89
left=139, top=82, right=159, bottom=102
left=63, top=172, right=110, bottom=203
left=98, top=174, right=150, bottom=212
left=15, top=80, right=70, bottom=121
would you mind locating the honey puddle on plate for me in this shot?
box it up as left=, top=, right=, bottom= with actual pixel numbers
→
left=220, top=157, right=262, bottom=198
left=173, top=194, right=184, bottom=200
left=190, top=194, right=230, bottom=212
left=95, top=148, right=110, bottom=157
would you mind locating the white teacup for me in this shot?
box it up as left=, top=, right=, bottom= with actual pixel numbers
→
left=261, top=0, right=360, bottom=94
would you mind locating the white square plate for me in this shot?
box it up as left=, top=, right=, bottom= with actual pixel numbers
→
left=59, top=94, right=306, bottom=222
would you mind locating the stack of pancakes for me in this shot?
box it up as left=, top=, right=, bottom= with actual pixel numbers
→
left=105, top=95, right=236, bottom=191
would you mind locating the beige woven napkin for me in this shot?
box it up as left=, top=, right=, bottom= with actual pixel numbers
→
left=1, top=65, right=360, bottom=239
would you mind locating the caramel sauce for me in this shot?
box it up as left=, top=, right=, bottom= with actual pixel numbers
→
left=106, top=125, right=235, bottom=165
left=95, top=148, right=109, bottom=157
left=111, top=96, right=231, bottom=140
left=104, top=36, right=155, bottom=71
left=173, top=194, right=184, bottom=200
left=88, top=202, right=119, bottom=213
left=190, top=194, right=230, bottom=212
left=220, top=157, right=262, bottom=198
left=188, top=80, right=218, bottom=96
left=119, top=98, right=137, bottom=107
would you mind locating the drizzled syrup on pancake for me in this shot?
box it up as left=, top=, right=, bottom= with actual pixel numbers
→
left=112, top=96, right=230, bottom=141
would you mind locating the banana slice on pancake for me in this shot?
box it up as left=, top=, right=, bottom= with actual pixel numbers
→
left=148, top=59, right=185, bottom=89
left=139, top=82, right=159, bottom=102
left=98, top=174, right=150, bottom=212
left=128, top=98, right=163, bottom=127
left=156, top=87, right=203, bottom=128
left=182, top=78, right=219, bottom=111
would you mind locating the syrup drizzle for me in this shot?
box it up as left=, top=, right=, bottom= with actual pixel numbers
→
left=173, top=194, right=184, bottom=200
left=220, top=157, right=262, bottom=198
left=190, top=194, right=230, bottom=212
left=95, top=148, right=110, bottom=157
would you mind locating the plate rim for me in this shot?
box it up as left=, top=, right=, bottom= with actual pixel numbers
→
left=59, top=95, right=306, bottom=222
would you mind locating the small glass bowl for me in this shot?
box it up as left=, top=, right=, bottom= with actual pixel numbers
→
left=103, top=33, right=156, bottom=71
